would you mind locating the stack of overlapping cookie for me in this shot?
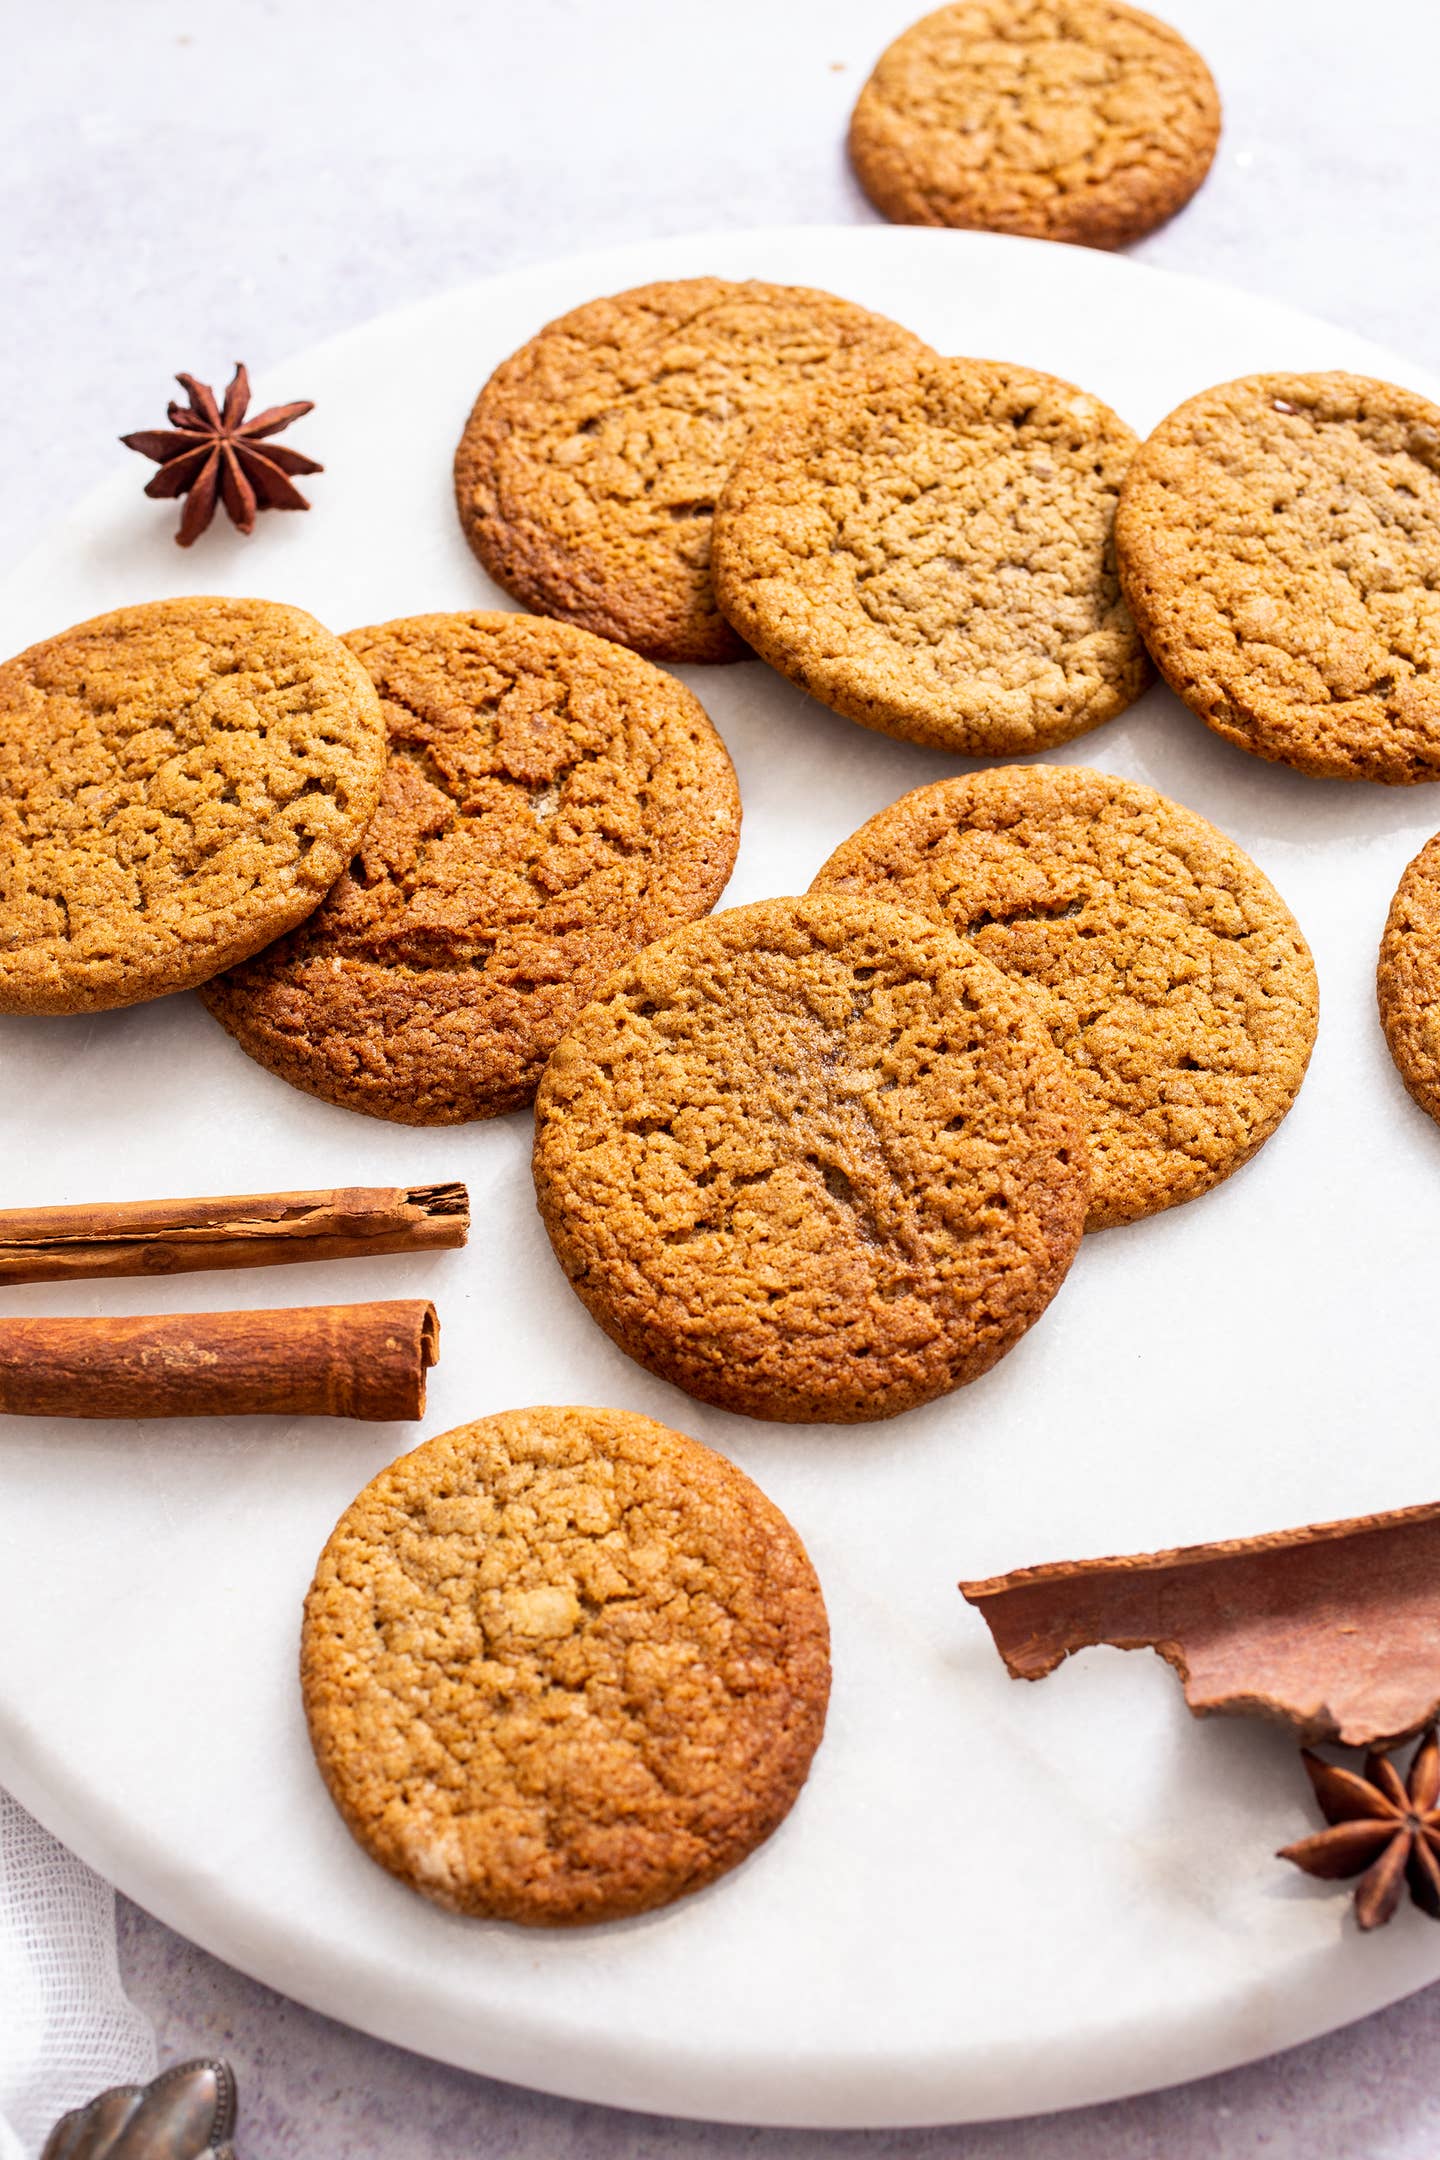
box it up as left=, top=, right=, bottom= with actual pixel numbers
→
left=451, top=274, right=1348, bottom=1433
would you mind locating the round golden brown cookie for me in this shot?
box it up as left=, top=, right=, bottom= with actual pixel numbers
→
left=453, top=278, right=928, bottom=665
left=1116, top=372, right=1440, bottom=784
left=301, top=1404, right=830, bottom=1925
left=848, top=0, right=1221, bottom=249
left=813, top=765, right=1318, bottom=1228
left=0, top=597, right=386, bottom=1016
left=711, top=357, right=1150, bottom=756
left=533, top=894, right=1088, bottom=1422
left=1378, top=833, right=1440, bottom=1125
left=199, top=612, right=741, bottom=1124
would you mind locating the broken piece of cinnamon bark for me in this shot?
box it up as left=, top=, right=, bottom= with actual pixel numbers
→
left=960, top=1501, right=1440, bottom=1750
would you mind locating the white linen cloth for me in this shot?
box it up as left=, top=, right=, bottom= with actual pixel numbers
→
left=0, top=1789, right=155, bottom=2160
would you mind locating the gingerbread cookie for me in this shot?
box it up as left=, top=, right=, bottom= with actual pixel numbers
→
left=1378, top=833, right=1440, bottom=1125
left=0, top=597, right=385, bottom=1015
left=301, top=1405, right=830, bottom=1925
left=1116, top=372, right=1440, bottom=783
left=711, top=357, right=1150, bottom=756
left=533, top=895, right=1088, bottom=1422
left=200, top=612, right=741, bottom=1123
left=848, top=0, right=1221, bottom=249
left=453, top=278, right=927, bottom=664
left=814, top=765, right=1318, bottom=1227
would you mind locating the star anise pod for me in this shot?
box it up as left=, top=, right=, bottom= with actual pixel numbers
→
left=1278, top=1726, right=1440, bottom=1930
left=121, top=363, right=322, bottom=546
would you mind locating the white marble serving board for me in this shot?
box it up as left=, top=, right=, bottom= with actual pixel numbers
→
left=2, top=226, right=1440, bottom=2129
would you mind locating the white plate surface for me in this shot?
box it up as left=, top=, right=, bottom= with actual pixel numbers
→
left=3, top=226, right=1440, bottom=2130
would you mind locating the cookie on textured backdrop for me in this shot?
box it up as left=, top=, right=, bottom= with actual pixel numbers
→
left=533, top=895, right=1088, bottom=1423
left=0, top=597, right=386, bottom=1016
left=301, top=1405, right=830, bottom=1925
left=200, top=612, right=741, bottom=1124
left=711, top=357, right=1150, bottom=757
left=848, top=0, right=1220, bottom=249
left=1378, top=833, right=1440, bottom=1125
left=813, top=766, right=1318, bottom=1228
left=453, top=278, right=928, bottom=665
left=1116, top=372, right=1440, bottom=783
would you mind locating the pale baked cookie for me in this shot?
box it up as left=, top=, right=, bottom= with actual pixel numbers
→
left=849, top=0, right=1220, bottom=248
left=200, top=612, right=741, bottom=1123
left=533, top=895, right=1088, bottom=1422
left=0, top=597, right=386, bottom=1015
left=1378, top=833, right=1440, bottom=1125
left=301, top=1405, right=830, bottom=1925
left=1116, top=372, right=1440, bottom=783
left=453, top=278, right=928, bottom=665
left=814, top=765, right=1318, bottom=1228
left=711, top=357, right=1150, bottom=756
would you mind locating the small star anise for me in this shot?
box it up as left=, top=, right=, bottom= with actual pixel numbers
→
left=1278, top=1726, right=1440, bottom=1930
left=121, top=363, right=322, bottom=547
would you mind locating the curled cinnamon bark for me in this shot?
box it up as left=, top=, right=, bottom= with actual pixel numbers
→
left=0, top=1183, right=468, bottom=1285
left=960, top=1500, right=1440, bottom=1750
left=0, top=1301, right=439, bottom=1421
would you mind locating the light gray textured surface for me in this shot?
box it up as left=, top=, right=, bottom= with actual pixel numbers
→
left=5, top=0, right=1439, bottom=2149
left=115, top=1896, right=1440, bottom=2158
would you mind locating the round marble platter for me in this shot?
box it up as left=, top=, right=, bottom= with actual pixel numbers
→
left=3, top=226, right=1440, bottom=2129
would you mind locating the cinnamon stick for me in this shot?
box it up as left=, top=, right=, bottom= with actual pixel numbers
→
left=0, top=1184, right=468, bottom=1286
left=0, top=1301, right=439, bottom=1421
left=960, top=1499, right=1440, bottom=1750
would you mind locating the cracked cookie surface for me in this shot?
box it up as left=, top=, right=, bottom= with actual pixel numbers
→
left=0, top=596, right=386, bottom=1015
left=301, top=1405, right=831, bottom=1925
left=848, top=0, right=1220, bottom=248
left=1378, top=833, right=1440, bottom=1126
left=711, top=357, right=1150, bottom=756
left=533, top=894, right=1087, bottom=1423
left=1116, top=372, right=1440, bottom=783
left=199, top=612, right=741, bottom=1123
left=453, top=278, right=928, bottom=665
left=813, top=765, right=1318, bottom=1227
